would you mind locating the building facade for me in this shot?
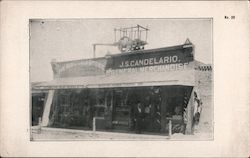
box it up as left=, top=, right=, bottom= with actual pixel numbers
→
left=33, top=41, right=212, bottom=135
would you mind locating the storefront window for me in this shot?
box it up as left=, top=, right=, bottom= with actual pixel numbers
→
left=50, top=89, right=92, bottom=129
left=47, top=86, right=192, bottom=134
left=90, top=89, right=105, bottom=117
left=112, top=89, right=131, bottom=128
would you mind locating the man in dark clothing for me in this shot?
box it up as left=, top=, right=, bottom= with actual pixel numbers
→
left=134, top=102, right=144, bottom=134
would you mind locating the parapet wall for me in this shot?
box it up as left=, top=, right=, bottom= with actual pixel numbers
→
left=195, top=66, right=213, bottom=134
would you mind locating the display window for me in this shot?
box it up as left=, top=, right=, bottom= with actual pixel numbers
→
left=47, top=86, right=192, bottom=134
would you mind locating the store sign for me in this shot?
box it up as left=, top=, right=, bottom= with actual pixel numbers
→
left=106, top=45, right=193, bottom=74
left=51, top=58, right=106, bottom=77
left=106, top=63, right=190, bottom=75
left=56, top=60, right=105, bottom=74
left=119, top=55, right=179, bottom=68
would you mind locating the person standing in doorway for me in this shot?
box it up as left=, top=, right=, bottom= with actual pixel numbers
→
left=134, top=102, right=144, bottom=134
left=86, top=104, right=93, bottom=129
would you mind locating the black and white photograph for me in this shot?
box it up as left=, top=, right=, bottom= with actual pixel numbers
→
left=1, top=1, right=249, bottom=157
left=30, top=19, right=213, bottom=140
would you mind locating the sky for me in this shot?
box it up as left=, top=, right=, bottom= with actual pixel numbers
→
left=30, top=19, right=212, bottom=82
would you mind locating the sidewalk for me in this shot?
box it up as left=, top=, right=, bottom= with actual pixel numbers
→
left=31, top=126, right=170, bottom=140
left=31, top=126, right=212, bottom=141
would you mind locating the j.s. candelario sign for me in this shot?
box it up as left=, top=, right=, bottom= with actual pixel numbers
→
left=105, top=44, right=194, bottom=72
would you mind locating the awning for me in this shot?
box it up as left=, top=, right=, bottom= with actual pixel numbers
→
left=33, top=70, right=195, bottom=89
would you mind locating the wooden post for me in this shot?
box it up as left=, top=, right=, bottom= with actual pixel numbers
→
left=111, top=89, right=113, bottom=113
left=105, top=91, right=108, bottom=108
left=160, top=88, right=167, bottom=133
left=41, top=90, right=54, bottom=126
left=93, top=117, right=96, bottom=132
left=110, top=90, right=114, bottom=128
left=38, top=117, right=42, bottom=134
left=93, top=45, right=96, bottom=58
left=137, top=25, right=140, bottom=39
left=169, top=119, right=172, bottom=137
left=104, top=90, right=112, bottom=129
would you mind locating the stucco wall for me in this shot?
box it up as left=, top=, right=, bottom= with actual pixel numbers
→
left=195, top=66, right=213, bottom=134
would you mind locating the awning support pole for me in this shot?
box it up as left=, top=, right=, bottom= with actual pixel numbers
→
left=41, top=90, right=55, bottom=126
left=93, top=117, right=96, bottom=132
left=160, top=88, right=167, bottom=133
left=38, top=117, right=42, bottom=134
left=169, top=119, right=172, bottom=137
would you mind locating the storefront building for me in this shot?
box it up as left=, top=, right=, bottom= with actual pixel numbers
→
left=33, top=41, right=212, bottom=135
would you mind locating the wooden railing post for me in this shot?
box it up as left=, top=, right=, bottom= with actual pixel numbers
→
left=169, top=119, right=172, bottom=137
left=93, top=117, right=96, bottom=132
left=38, top=117, right=42, bottom=134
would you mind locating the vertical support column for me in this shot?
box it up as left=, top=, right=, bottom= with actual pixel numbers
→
left=185, top=88, right=194, bottom=134
left=111, top=89, right=114, bottom=114
left=41, top=90, right=54, bottom=126
left=114, top=29, right=116, bottom=42
left=93, top=117, right=96, bottom=132
left=137, top=25, right=140, bottom=39
left=93, top=45, right=96, bottom=58
left=168, top=119, right=172, bottom=137
left=38, top=117, right=42, bottom=134
left=160, top=88, right=167, bottom=133
left=104, top=90, right=108, bottom=110
left=104, top=90, right=112, bottom=129
left=110, top=89, right=114, bottom=128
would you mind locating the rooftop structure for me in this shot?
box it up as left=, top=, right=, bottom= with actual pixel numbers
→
left=93, top=25, right=149, bottom=57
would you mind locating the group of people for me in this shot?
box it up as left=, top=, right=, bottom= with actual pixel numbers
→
left=132, top=101, right=161, bottom=134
